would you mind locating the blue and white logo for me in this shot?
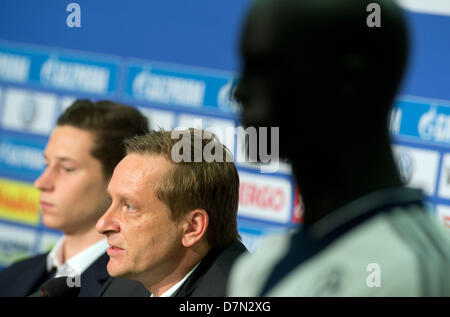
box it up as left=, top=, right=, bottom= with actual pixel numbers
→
left=20, top=97, right=38, bottom=129
left=217, top=79, right=241, bottom=113
left=131, top=69, right=205, bottom=107
left=396, top=152, right=413, bottom=184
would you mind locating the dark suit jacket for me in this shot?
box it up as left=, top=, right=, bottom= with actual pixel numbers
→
left=0, top=252, right=110, bottom=297
left=99, top=240, right=248, bottom=297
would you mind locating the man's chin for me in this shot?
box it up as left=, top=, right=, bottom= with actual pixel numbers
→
left=107, top=263, right=136, bottom=280
left=107, top=261, right=125, bottom=277
left=42, top=217, right=66, bottom=232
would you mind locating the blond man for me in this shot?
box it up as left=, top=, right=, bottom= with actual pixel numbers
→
left=97, top=129, right=247, bottom=297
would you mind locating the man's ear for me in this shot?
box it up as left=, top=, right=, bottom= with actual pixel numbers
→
left=181, top=209, right=209, bottom=248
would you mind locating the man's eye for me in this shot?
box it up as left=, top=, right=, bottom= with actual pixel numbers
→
left=63, top=167, right=75, bottom=172
left=124, top=204, right=135, bottom=211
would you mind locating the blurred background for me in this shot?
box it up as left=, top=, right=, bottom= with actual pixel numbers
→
left=0, top=0, right=449, bottom=271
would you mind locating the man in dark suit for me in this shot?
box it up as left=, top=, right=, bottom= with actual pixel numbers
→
left=0, top=100, right=149, bottom=296
left=97, top=129, right=247, bottom=297
left=0, top=252, right=110, bottom=297
left=99, top=239, right=246, bottom=297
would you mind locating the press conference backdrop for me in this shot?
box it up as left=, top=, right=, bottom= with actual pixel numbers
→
left=0, top=0, right=449, bottom=271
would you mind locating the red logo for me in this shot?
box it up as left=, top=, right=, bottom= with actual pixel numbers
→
left=239, top=182, right=286, bottom=212
left=292, top=185, right=304, bottom=224
left=444, top=215, right=450, bottom=228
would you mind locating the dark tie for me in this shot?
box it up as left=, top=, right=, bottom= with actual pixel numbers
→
left=47, top=267, right=57, bottom=280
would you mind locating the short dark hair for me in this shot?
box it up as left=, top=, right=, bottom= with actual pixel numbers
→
left=57, top=99, right=149, bottom=178
left=124, top=129, right=240, bottom=248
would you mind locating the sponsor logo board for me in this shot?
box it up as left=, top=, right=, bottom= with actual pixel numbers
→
left=0, top=45, right=119, bottom=94
left=396, top=100, right=450, bottom=145
left=392, top=145, right=440, bottom=196
left=436, top=205, right=450, bottom=229
left=438, top=153, right=450, bottom=199
left=1, top=88, right=57, bottom=135
left=0, top=223, right=36, bottom=267
left=0, top=133, right=46, bottom=181
left=0, top=51, right=30, bottom=83
left=138, top=106, right=175, bottom=130
left=40, top=58, right=112, bottom=94
left=38, top=231, right=63, bottom=253
left=125, top=63, right=236, bottom=113
left=0, top=177, right=40, bottom=225
left=238, top=172, right=293, bottom=224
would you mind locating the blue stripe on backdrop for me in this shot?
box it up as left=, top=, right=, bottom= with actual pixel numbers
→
left=399, top=11, right=450, bottom=101
left=0, top=0, right=253, bottom=71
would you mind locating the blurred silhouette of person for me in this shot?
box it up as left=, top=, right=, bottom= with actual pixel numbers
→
left=97, top=129, right=247, bottom=297
left=228, top=0, right=450, bottom=296
left=0, top=100, right=149, bottom=296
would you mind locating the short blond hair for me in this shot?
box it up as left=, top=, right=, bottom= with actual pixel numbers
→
left=124, top=129, right=240, bottom=248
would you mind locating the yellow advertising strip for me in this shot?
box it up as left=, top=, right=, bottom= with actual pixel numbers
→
left=0, top=177, right=40, bottom=225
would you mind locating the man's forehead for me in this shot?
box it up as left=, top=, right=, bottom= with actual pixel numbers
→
left=110, top=154, right=170, bottom=189
left=45, top=126, right=95, bottom=160
left=108, top=171, right=150, bottom=205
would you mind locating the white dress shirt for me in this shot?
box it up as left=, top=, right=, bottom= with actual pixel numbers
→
left=46, top=237, right=109, bottom=278
left=151, top=263, right=200, bottom=297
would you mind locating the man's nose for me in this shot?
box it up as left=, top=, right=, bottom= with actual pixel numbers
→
left=34, top=167, right=55, bottom=192
left=96, top=203, right=120, bottom=236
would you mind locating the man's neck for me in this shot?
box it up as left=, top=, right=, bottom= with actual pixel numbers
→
left=148, top=261, right=198, bottom=297
left=146, top=244, right=211, bottom=297
left=295, top=143, right=402, bottom=228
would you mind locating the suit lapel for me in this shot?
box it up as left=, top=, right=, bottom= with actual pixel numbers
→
left=79, top=252, right=110, bottom=296
left=16, top=253, right=49, bottom=296
left=174, top=241, right=248, bottom=297
left=174, top=246, right=225, bottom=297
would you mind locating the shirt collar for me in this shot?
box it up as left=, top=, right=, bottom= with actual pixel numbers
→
left=151, top=263, right=200, bottom=297
left=46, top=237, right=108, bottom=277
left=46, top=236, right=64, bottom=272
left=308, top=186, right=424, bottom=239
